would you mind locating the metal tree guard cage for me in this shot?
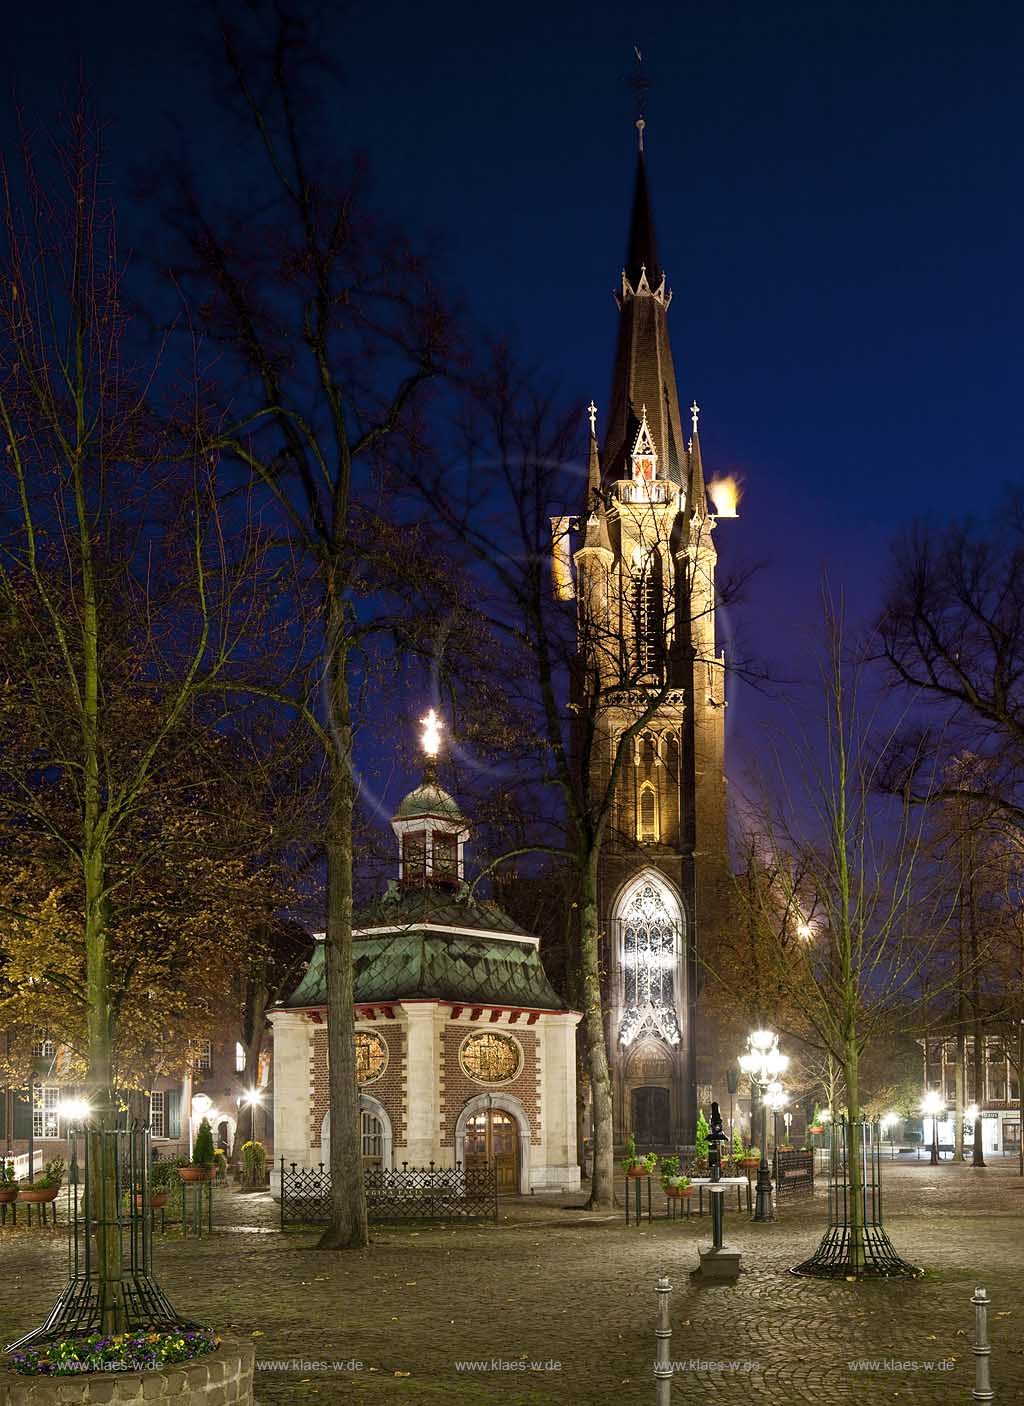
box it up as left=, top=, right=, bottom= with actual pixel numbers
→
left=5, top=1123, right=201, bottom=1351
left=791, top=1117, right=921, bottom=1280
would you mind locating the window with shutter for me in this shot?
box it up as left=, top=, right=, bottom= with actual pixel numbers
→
left=166, top=1089, right=181, bottom=1140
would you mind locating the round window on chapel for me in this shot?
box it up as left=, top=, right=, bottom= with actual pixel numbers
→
left=355, top=1032, right=387, bottom=1085
left=460, top=1032, right=521, bottom=1085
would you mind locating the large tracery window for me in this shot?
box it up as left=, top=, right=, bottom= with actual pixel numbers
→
left=618, top=878, right=682, bottom=1047
left=633, top=570, right=662, bottom=675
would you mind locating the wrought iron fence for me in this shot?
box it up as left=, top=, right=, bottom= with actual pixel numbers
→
left=280, top=1158, right=498, bottom=1226
left=773, top=1149, right=814, bottom=1198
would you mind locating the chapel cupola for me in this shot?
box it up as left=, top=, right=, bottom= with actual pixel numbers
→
left=391, top=709, right=470, bottom=889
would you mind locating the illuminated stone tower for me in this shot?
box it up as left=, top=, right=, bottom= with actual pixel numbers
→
left=573, top=122, right=731, bottom=1149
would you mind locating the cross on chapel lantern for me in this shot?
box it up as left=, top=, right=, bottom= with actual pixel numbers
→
left=690, top=400, right=700, bottom=435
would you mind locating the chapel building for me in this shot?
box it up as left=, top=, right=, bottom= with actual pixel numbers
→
left=270, top=720, right=581, bottom=1193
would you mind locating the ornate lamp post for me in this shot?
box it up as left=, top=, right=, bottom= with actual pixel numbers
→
left=739, top=1029, right=789, bottom=1222
left=921, top=1089, right=945, bottom=1166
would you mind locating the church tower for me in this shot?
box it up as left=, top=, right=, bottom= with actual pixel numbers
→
left=572, top=121, right=731, bottom=1149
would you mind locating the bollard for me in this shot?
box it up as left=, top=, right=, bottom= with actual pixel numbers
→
left=654, top=1276, right=673, bottom=1405
left=972, top=1286, right=994, bottom=1402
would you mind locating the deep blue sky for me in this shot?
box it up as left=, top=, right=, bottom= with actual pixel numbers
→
left=6, top=0, right=1024, bottom=798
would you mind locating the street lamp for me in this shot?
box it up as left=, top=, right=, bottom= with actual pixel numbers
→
left=921, top=1090, right=945, bottom=1166
left=764, top=1083, right=789, bottom=1155
left=238, top=1087, right=263, bottom=1144
left=739, top=1029, right=789, bottom=1221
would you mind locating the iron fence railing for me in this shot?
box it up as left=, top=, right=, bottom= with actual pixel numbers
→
left=279, top=1158, right=498, bottom=1227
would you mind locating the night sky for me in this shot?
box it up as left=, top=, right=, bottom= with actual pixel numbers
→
left=6, top=0, right=1024, bottom=799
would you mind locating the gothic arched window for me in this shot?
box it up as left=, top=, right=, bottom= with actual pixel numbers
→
left=617, top=876, right=682, bottom=1047
left=638, top=781, right=659, bottom=844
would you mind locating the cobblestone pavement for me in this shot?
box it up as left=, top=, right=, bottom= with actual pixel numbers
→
left=1, top=1160, right=1023, bottom=1404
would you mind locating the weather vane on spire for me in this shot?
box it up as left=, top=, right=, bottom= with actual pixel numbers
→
left=587, top=400, right=598, bottom=435
left=420, top=708, right=442, bottom=759
left=630, top=45, right=650, bottom=152
left=690, top=400, right=701, bottom=435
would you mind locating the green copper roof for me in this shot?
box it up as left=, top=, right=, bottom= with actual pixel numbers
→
left=354, top=882, right=533, bottom=937
left=393, top=781, right=465, bottom=823
left=282, top=883, right=564, bottom=1012
left=283, top=931, right=564, bottom=1011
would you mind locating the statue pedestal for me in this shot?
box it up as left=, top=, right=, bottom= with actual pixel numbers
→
left=691, top=1241, right=742, bottom=1282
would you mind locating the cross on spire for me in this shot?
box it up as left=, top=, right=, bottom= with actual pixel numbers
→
left=587, top=400, right=598, bottom=435
left=690, top=400, right=700, bottom=435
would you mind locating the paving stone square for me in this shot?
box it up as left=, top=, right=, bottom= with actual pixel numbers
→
left=1, top=1159, right=1022, bottom=1403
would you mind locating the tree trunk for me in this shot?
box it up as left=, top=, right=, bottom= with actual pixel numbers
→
left=85, top=849, right=122, bottom=1332
left=954, top=1031, right=965, bottom=1161
left=579, top=852, right=614, bottom=1211
left=318, top=613, right=368, bottom=1249
left=844, top=1045, right=865, bottom=1273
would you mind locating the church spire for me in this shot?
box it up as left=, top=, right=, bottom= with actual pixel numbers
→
left=625, top=121, right=660, bottom=290
left=602, top=119, right=686, bottom=493
left=580, top=401, right=612, bottom=556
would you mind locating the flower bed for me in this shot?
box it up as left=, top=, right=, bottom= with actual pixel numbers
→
left=0, top=1335, right=254, bottom=1406
left=8, top=1329, right=219, bottom=1376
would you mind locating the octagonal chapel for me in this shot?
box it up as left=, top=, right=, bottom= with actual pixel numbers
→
left=270, top=728, right=581, bottom=1195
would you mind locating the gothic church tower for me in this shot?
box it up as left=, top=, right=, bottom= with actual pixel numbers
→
left=573, top=123, right=730, bottom=1149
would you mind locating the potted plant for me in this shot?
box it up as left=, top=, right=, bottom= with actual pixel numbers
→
left=740, top=1146, right=761, bottom=1171
left=179, top=1117, right=215, bottom=1182
left=808, top=1105, right=825, bottom=1135
left=664, top=1174, right=692, bottom=1199
left=146, top=1158, right=179, bottom=1208
left=621, top=1135, right=657, bottom=1178
left=0, top=1158, right=17, bottom=1205
left=20, top=1156, right=65, bottom=1203
left=212, top=1147, right=228, bottom=1181
left=241, top=1139, right=267, bottom=1189
left=659, top=1154, right=680, bottom=1192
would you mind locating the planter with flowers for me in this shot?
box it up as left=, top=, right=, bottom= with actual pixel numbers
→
left=19, top=1158, right=64, bottom=1204
left=621, top=1135, right=657, bottom=1179
left=0, top=1159, right=17, bottom=1206
left=739, top=1147, right=761, bottom=1172
left=1, top=1330, right=256, bottom=1406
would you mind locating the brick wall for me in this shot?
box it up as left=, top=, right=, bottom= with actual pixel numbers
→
left=309, top=1023, right=406, bottom=1151
left=440, top=1025, right=541, bottom=1146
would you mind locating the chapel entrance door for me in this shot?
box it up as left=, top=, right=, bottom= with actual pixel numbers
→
left=463, top=1110, right=519, bottom=1192
left=632, top=1086, right=670, bottom=1148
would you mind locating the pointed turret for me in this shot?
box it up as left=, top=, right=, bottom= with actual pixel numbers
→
left=688, top=413, right=707, bottom=523
left=578, top=403, right=613, bottom=562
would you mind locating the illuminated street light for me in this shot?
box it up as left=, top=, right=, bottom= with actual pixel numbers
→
left=739, top=1029, right=790, bottom=1221
left=58, top=1097, right=91, bottom=1126
left=921, top=1090, right=945, bottom=1166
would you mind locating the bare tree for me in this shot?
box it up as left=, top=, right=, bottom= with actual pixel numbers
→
left=157, top=6, right=457, bottom=1247
left=0, top=111, right=278, bottom=1328
left=722, top=603, right=956, bottom=1273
